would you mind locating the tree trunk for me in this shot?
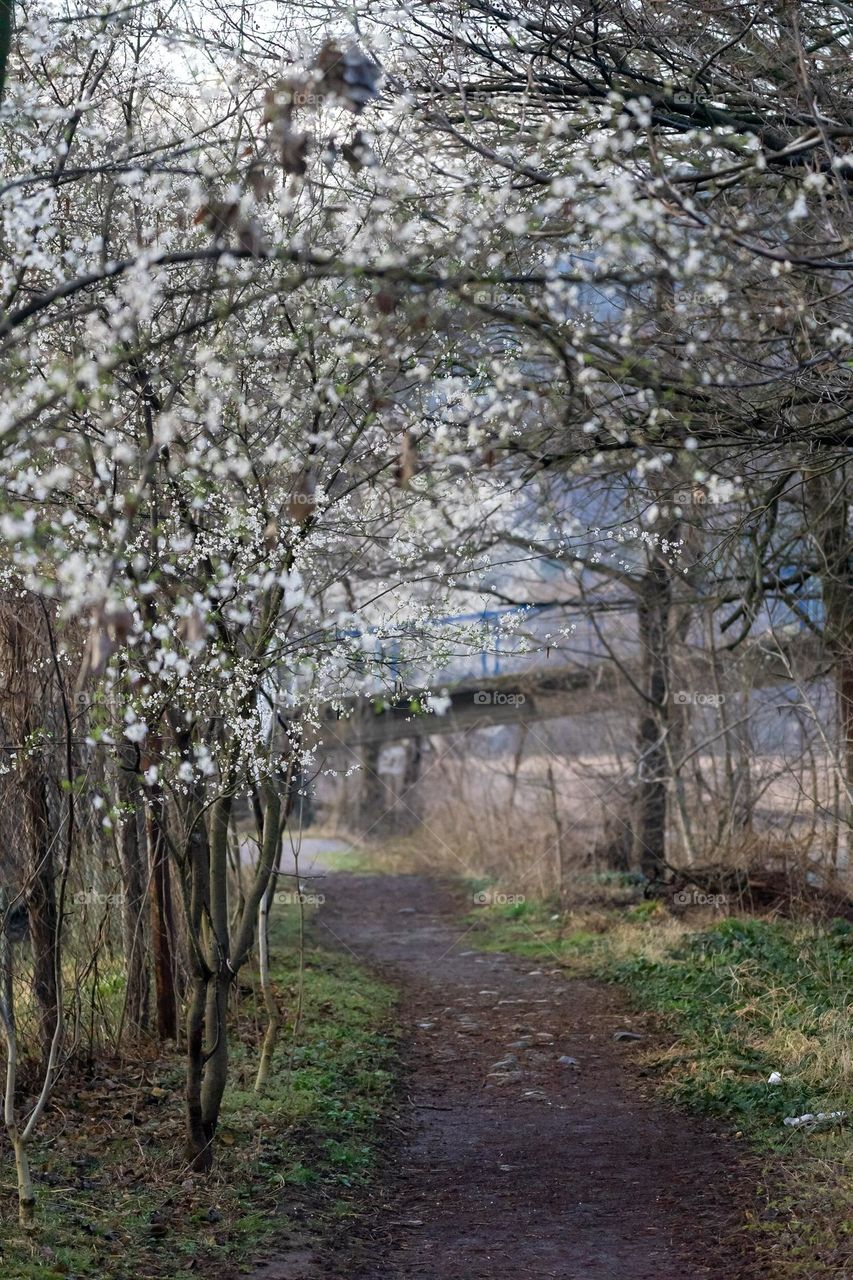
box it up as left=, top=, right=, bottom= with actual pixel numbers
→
left=0, top=888, right=36, bottom=1227
left=808, top=469, right=853, bottom=860
left=184, top=970, right=212, bottom=1170
left=255, top=830, right=283, bottom=1093
left=355, top=737, right=386, bottom=835
left=180, top=766, right=282, bottom=1171
left=398, top=737, right=423, bottom=833
left=181, top=775, right=214, bottom=1171
left=633, top=540, right=674, bottom=879
left=117, top=752, right=149, bottom=1033
left=21, top=764, right=58, bottom=1065
left=199, top=975, right=229, bottom=1147
left=146, top=791, right=178, bottom=1040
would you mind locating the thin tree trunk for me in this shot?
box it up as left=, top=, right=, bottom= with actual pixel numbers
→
left=356, top=737, right=385, bottom=835
left=146, top=790, right=178, bottom=1040
left=808, top=469, right=853, bottom=861
left=196, top=786, right=233, bottom=1155
left=182, top=777, right=214, bottom=1171
left=22, top=764, right=58, bottom=1065
left=182, top=770, right=282, bottom=1170
left=398, top=736, right=423, bottom=832
left=117, top=751, right=149, bottom=1032
left=254, top=830, right=283, bottom=1093
left=185, top=973, right=208, bottom=1166
left=633, top=546, right=673, bottom=879
left=0, top=889, right=36, bottom=1227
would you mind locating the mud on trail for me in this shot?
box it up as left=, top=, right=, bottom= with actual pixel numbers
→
left=255, top=872, right=760, bottom=1280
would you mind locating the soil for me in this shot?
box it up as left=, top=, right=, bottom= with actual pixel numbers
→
left=251, top=871, right=761, bottom=1280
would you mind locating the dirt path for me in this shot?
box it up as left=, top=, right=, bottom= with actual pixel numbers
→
left=255, top=871, right=759, bottom=1280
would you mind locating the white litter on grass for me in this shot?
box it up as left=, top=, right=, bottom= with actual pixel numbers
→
left=767, top=1072, right=783, bottom=1085
left=783, top=1111, right=847, bottom=1129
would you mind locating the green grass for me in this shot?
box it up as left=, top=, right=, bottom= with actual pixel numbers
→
left=467, top=893, right=853, bottom=1277
left=468, top=898, right=852, bottom=1138
left=316, top=847, right=380, bottom=873
left=0, top=908, right=396, bottom=1279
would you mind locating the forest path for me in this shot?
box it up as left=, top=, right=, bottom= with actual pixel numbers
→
left=254, top=871, right=759, bottom=1280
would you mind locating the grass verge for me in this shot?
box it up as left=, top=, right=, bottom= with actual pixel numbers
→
left=0, top=906, right=396, bottom=1280
left=467, top=891, right=852, bottom=1279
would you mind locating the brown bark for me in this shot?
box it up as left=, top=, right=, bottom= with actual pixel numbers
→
left=355, top=736, right=386, bottom=834
left=633, top=538, right=674, bottom=879
left=21, top=765, right=58, bottom=1064
left=146, top=792, right=178, bottom=1040
left=808, top=469, right=853, bottom=846
left=182, top=778, right=282, bottom=1171
left=117, top=754, right=150, bottom=1033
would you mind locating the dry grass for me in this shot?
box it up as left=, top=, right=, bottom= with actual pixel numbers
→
left=322, top=738, right=853, bottom=912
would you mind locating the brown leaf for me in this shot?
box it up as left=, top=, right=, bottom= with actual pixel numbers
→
left=248, top=163, right=274, bottom=202
left=278, top=126, right=310, bottom=176
left=312, top=40, right=382, bottom=114
left=194, top=200, right=240, bottom=239
left=341, top=129, right=377, bottom=170
left=237, top=217, right=266, bottom=256
left=376, top=288, right=398, bottom=315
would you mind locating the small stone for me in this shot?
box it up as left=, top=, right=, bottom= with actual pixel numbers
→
left=613, top=1030, right=643, bottom=1041
left=488, top=1072, right=522, bottom=1085
left=558, top=1055, right=580, bottom=1067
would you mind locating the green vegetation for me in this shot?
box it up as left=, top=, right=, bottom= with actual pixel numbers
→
left=467, top=893, right=853, bottom=1277
left=0, top=908, right=396, bottom=1280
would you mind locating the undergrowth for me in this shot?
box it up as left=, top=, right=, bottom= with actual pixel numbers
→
left=0, top=908, right=396, bottom=1280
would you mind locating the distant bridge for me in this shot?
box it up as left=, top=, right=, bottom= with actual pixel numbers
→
left=321, top=630, right=824, bottom=748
